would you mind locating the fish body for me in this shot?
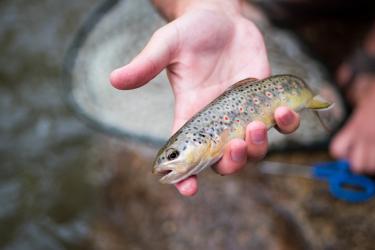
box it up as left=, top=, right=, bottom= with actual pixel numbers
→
left=153, top=75, right=332, bottom=184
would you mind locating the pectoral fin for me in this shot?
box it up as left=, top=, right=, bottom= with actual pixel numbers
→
left=305, top=95, right=333, bottom=110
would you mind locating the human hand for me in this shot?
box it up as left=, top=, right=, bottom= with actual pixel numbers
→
left=331, top=71, right=375, bottom=173
left=110, top=0, right=300, bottom=196
left=332, top=24, right=375, bottom=174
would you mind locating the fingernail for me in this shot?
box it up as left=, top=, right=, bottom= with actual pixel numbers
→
left=280, top=111, right=293, bottom=126
left=251, top=128, right=266, bottom=145
left=231, top=146, right=246, bottom=162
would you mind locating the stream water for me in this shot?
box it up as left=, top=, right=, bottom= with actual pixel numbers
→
left=1, top=1, right=374, bottom=249
left=0, top=1, right=103, bottom=249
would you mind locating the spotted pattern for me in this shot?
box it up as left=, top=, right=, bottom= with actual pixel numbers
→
left=154, top=75, right=312, bottom=167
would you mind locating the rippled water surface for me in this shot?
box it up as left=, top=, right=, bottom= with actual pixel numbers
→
left=0, top=1, right=103, bottom=249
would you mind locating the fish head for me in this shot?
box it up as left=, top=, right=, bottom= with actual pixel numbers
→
left=152, top=132, right=216, bottom=184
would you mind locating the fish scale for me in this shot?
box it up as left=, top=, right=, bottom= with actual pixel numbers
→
left=153, top=74, right=332, bottom=184
left=176, top=75, right=302, bottom=143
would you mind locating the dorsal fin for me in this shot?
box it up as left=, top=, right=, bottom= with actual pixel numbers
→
left=226, top=78, right=258, bottom=91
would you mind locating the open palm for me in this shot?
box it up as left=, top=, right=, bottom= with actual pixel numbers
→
left=110, top=6, right=299, bottom=196
left=164, top=10, right=270, bottom=131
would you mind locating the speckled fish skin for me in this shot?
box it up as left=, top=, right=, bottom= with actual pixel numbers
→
left=153, top=74, right=332, bottom=184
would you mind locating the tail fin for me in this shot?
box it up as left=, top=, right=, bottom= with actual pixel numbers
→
left=305, top=95, right=334, bottom=110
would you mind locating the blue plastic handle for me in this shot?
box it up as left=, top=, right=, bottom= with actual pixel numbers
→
left=312, top=160, right=375, bottom=203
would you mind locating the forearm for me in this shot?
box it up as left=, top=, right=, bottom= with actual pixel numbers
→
left=151, top=0, right=244, bottom=20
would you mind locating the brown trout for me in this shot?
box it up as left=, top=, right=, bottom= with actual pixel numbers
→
left=153, top=75, right=332, bottom=184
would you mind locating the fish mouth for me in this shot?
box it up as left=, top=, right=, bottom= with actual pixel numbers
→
left=153, top=157, right=221, bottom=184
left=160, top=170, right=186, bottom=184
left=153, top=162, right=191, bottom=184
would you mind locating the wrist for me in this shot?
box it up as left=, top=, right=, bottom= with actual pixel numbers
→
left=151, top=0, right=179, bottom=20
left=152, top=0, right=243, bottom=21
left=176, top=0, right=242, bottom=17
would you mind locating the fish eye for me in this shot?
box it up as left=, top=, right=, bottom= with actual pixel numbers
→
left=166, top=149, right=179, bottom=161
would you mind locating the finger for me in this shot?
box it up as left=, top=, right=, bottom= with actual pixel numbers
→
left=352, top=141, right=375, bottom=174
left=362, top=146, right=375, bottom=174
left=175, top=175, right=198, bottom=196
left=368, top=143, right=375, bottom=173
left=110, top=25, right=177, bottom=90
left=330, top=123, right=353, bottom=159
left=349, top=142, right=366, bottom=174
left=274, top=106, right=300, bottom=134
left=213, top=139, right=247, bottom=175
left=246, top=121, right=268, bottom=161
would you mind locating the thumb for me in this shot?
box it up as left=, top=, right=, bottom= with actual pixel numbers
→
left=110, top=25, right=177, bottom=90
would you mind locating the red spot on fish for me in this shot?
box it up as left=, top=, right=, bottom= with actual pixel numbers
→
left=277, top=84, right=284, bottom=92
left=253, top=98, right=260, bottom=104
left=265, top=91, right=273, bottom=98
left=224, top=116, right=229, bottom=121
left=239, top=107, right=243, bottom=112
left=236, top=119, right=240, bottom=123
left=249, top=107, right=255, bottom=113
